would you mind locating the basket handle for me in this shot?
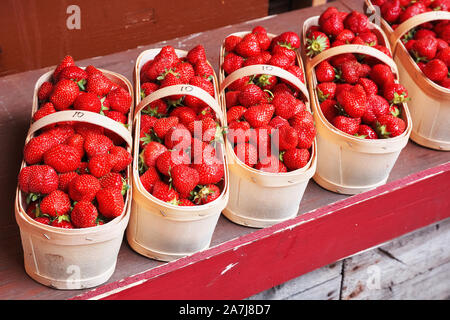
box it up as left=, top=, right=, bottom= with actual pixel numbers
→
left=308, top=44, right=399, bottom=75
left=219, top=63, right=310, bottom=100
left=28, top=110, right=133, bottom=147
left=390, top=11, right=450, bottom=54
left=134, top=84, right=223, bottom=124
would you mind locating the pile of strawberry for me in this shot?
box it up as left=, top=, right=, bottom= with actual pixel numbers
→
left=138, top=45, right=225, bottom=206
left=372, top=0, right=450, bottom=88
left=35, top=55, right=132, bottom=135
left=18, top=57, right=133, bottom=229
left=307, top=7, right=408, bottom=139
left=222, top=26, right=315, bottom=173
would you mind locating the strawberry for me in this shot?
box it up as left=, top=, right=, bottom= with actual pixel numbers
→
left=306, top=31, right=330, bottom=57
left=171, top=62, right=195, bottom=83
left=37, top=81, right=53, bottom=102
left=277, top=31, right=301, bottom=49
left=18, top=165, right=59, bottom=195
left=336, top=85, right=367, bottom=118
left=44, top=144, right=82, bottom=173
left=290, top=111, right=316, bottom=149
left=357, top=78, right=378, bottom=96
left=381, top=0, right=401, bottom=23
left=165, top=123, right=192, bottom=150
left=244, top=104, right=275, bottom=128
left=320, top=99, right=339, bottom=122
left=187, top=45, right=207, bottom=65
left=412, top=36, right=438, bottom=61
left=179, top=199, right=196, bottom=206
left=57, top=65, right=88, bottom=83
left=255, top=32, right=271, bottom=51
left=74, top=122, right=103, bottom=139
left=362, top=94, right=390, bottom=125
left=255, top=155, right=287, bottom=173
left=319, top=6, right=340, bottom=26
left=141, top=82, right=160, bottom=99
left=383, top=83, right=409, bottom=104
left=142, top=141, right=168, bottom=168
left=356, top=125, right=378, bottom=139
left=369, top=64, right=395, bottom=88
left=336, top=29, right=355, bottom=42
left=140, top=166, right=160, bottom=193
left=332, top=116, right=361, bottom=135
left=53, top=55, right=75, bottom=81
left=51, top=217, right=74, bottom=229
left=73, top=92, right=102, bottom=113
left=274, top=124, right=299, bottom=151
left=227, top=120, right=251, bottom=144
left=153, top=116, right=179, bottom=139
left=317, top=82, right=337, bottom=102
left=344, top=11, right=369, bottom=34
left=224, top=35, right=242, bottom=52
left=414, top=29, right=437, bottom=40
left=436, top=47, right=450, bottom=67
left=376, top=114, right=406, bottom=138
left=338, top=60, right=362, bottom=84
left=399, top=2, right=426, bottom=23
left=321, top=12, right=344, bottom=37
left=32, top=102, right=56, bottom=123
left=104, top=110, right=127, bottom=124
left=99, top=172, right=126, bottom=194
left=110, top=146, right=132, bottom=172
left=315, top=60, right=336, bottom=83
left=271, top=44, right=296, bottom=63
left=84, top=134, right=113, bottom=158
left=171, top=165, right=200, bottom=199
left=238, top=84, right=264, bottom=107
left=284, top=65, right=305, bottom=84
left=227, top=106, right=247, bottom=123
left=423, top=59, right=448, bottom=81
left=141, top=114, right=158, bottom=132
left=282, top=148, right=310, bottom=171
left=160, top=73, right=184, bottom=101
left=68, top=174, right=101, bottom=202
left=235, top=33, right=261, bottom=58
left=234, top=142, right=258, bottom=167
left=96, top=188, right=124, bottom=219
left=193, top=184, right=221, bottom=205
left=184, top=76, right=215, bottom=109
left=198, top=117, right=220, bottom=143
left=88, top=153, right=115, bottom=178
left=86, top=72, right=113, bottom=97
left=191, top=138, right=217, bottom=164
left=222, top=53, right=244, bottom=75
left=58, top=171, right=78, bottom=192
left=256, top=74, right=278, bottom=91
left=71, top=201, right=99, bottom=228
left=106, top=87, right=132, bottom=114
left=50, top=79, right=79, bottom=110
left=152, top=180, right=179, bottom=203
left=194, top=60, right=214, bottom=79
left=272, top=92, right=305, bottom=119
left=156, top=149, right=190, bottom=176
left=329, top=53, right=357, bottom=69
left=35, top=217, right=51, bottom=225
left=268, top=53, right=292, bottom=69
left=191, top=158, right=224, bottom=185
left=249, top=125, right=273, bottom=156
left=40, top=190, right=71, bottom=217
left=439, top=77, right=450, bottom=89
left=229, top=76, right=252, bottom=91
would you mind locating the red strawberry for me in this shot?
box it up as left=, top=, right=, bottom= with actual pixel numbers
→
left=399, top=2, right=426, bottom=23
left=84, top=134, right=113, bottom=158
left=96, top=188, right=124, bottom=219
left=274, top=124, right=299, bottom=151
left=235, top=33, right=261, bottom=58
left=284, top=65, right=305, bottom=84
left=194, top=60, right=214, bottom=79
left=142, top=141, right=168, bottom=168
left=255, top=32, right=271, bottom=51
left=362, top=94, right=390, bottom=125
left=227, top=106, right=247, bottom=123
left=68, top=174, right=101, bottom=202
left=222, top=53, right=244, bottom=75
left=57, top=66, right=88, bottom=83
left=436, top=47, right=450, bottom=67
left=317, top=82, right=337, bottom=102
left=33, top=102, right=56, bottom=123
left=234, top=142, right=258, bottom=167
left=109, top=146, right=132, bottom=172
left=62, top=134, right=84, bottom=157
left=141, top=82, right=160, bottom=98
left=187, top=45, right=207, bottom=65
left=152, top=180, right=179, bottom=203
left=414, top=29, right=436, bottom=40
left=357, top=78, right=378, bottom=96
left=282, top=148, right=310, bottom=171
left=184, top=76, right=215, bottom=109
left=179, top=198, right=196, bottom=206
left=104, top=110, right=127, bottom=124
left=99, top=172, right=125, bottom=193
left=383, top=83, right=409, bottom=104
left=255, top=154, right=287, bottom=173
left=153, top=116, right=179, bottom=139
left=165, top=123, right=192, bottom=150
left=336, top=29, right=355, bottom=42
left=171, top=165, right=200, bottom=199
left=88, top=153, right=115, bottom=178
left=272, top=92, right=305, bottom=119
left=44, top=144, right=82, bottom=173
left=439, top=77, right=450, bottom=89
left=376, top=114, right=406, bottom=138
left=58, top=171, right=78, bottom=192
left=35, top=217, right=51, bottom=225
left=381, top=0, right=402, bottom=23
left=107, top=87, right=132, bottom=114
left=37, top=81, right=53, bottom=102
left=224, top=35, right=242, bottom=52
left=193, top=184, right=221, bottom=205
left=356, top=125, right=378, bottom=139
left=244, top=104, right=275, bottom=128
left=71, top=201, right=98, bottom=228
left=277, top=31, right=301, bottom=49
left=321, top=13, right=345, bottom=37
left=249, top=125, right=273, bottom=157
left=73, top=92, right=102, bottom=113
left=51, top=217, right=74, bottom=229
left=238, top=84, right=264, bottom=107
left=227, top=120, right=251, bottom=144
left=344, top=11, right=369, bottom=34
left=332, top=116, right=361, bottom=135
left=268, top=53, right=292, bottom=69
left=40, top=190, right=71, bottom=217
left=50, top=79, right=79, bottom=110
left=159, top=73, right=184, bottom=101
left=156, top=149, right=190, bottom=176
left=53, top=55, right=75, bottom=81
left=370, top=64, right=395, bottom=88
left=315, top=60, right=336, bottom=83
left=339, top=60, right=362, bottom=84
left=290, top=111, right=316, bottom=149
left=329, top=53, right=357, bottom=69
left=412, top=36, right=438, bottom=61
left=256, top=74, right=278, bottom=91
left=336, top=85, right=367, bottom=118
left=191, top=138, right=217, bottom=164
left=228, top=76, right=252, bottom=91
left=171, top=62, right=195, bottom=83
left=140, top=166, right=160, bottom=193
left=74, top=122, right=103, bottom=139
left=271, top=44, right=296, bottom=63
left=86, top=72, right=113, bottom=97
left=18, top=165, right=59, bottom=195
left=320, top=99, right=339, bottom=123
left=191, top=158, right=224, bottom=185
left=423, top=59, right=448, bottom=82
left=306, top=31, right=330, bottom=57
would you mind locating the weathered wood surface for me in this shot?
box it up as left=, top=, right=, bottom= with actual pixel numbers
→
left=249, top=218, right=450, bottom=300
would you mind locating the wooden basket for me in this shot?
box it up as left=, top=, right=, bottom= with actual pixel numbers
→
left=15, top=69, right=134, bottom=289
left=365, top=1, right=450, bottom=150
left=219, top=31, right=317, bottom=228
left=302, top=17, right=412, bottom=195
left=127, top=49, right=229, bottom=262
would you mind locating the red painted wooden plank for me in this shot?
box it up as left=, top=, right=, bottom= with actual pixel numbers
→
left=72, top=162, right=450, bottom=300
